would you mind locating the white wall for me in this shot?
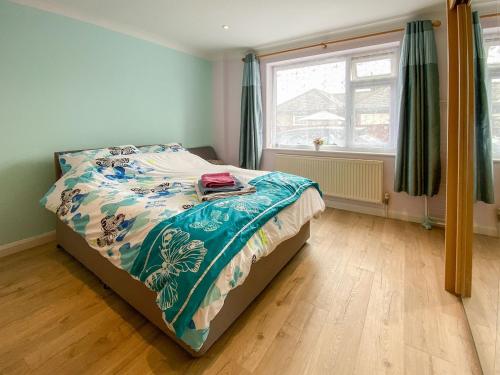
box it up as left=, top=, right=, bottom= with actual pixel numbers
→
left=213, top=54, right=245, bottom=165
left=212, top=8, right=500, bottom=236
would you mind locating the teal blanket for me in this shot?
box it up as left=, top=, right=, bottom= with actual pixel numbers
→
left=130, top=172, right=321, bottom=337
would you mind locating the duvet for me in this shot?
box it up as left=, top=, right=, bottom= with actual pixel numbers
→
left=41, top=149, right=325, bottom=350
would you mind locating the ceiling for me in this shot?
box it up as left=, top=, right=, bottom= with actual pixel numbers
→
left=13, top=0, right=445, bottom=58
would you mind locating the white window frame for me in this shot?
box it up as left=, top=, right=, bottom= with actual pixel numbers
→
left=483, top=28, right=500, bottom=159
left=265, top=42, right=400, bottom=154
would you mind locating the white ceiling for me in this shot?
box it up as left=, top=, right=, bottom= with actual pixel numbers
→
left=13, top=0, right=445, bottom=58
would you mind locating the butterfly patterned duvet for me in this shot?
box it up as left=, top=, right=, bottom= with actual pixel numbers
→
left=41, top=149, right=325, bottom=351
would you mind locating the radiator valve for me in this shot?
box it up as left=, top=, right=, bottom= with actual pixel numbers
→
left=383, top=192, right=390, bottom=205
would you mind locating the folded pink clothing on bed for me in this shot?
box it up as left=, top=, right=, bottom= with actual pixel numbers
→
left=201, top=172, right=235, bottom=188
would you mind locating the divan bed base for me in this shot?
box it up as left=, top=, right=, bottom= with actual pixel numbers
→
left=56, top=219, right=310, bottom=356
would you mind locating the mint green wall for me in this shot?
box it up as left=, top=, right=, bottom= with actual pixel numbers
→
left=0, top=0, right=213, bottom=245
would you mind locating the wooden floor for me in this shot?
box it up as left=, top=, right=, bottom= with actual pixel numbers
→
left=463, top=233, right=500, bottom=375
left=0, top=209, right=482, bottom=374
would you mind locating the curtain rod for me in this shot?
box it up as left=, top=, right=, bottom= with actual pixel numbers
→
left=241, top=20, right=441, bottom=62
left=481, top=12, right=500, bottom=20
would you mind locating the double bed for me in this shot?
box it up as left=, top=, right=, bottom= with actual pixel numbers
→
left=43, top=144, right=324, bottom=356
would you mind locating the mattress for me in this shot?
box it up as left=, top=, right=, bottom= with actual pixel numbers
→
left=41, top=147, right=325, bottom=350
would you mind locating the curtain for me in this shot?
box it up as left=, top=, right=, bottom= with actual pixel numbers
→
left=472, top=11, right=495, bottom=204
left=239, top=53, right=263, bottom=170
left=394, top=20, right=441, bottom=197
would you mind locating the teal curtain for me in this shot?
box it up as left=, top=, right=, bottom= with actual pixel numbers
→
left=239, top=53, right=263, bottom=170
left=394, top=20, right=441, bottom=197
left=472, top=12, right=495, bottom=204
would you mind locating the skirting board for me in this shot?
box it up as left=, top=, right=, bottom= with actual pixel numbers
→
left=323, top=197, right=499, bottom=237
left=0, top=231, right=56, bottom=258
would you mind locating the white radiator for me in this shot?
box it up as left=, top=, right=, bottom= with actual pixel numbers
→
left=275, top=154, right=384, bottom=203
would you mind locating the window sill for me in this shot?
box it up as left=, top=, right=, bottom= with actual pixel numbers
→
left=265, top=148, right=500, bottom=163
left=263, top=147, right=396, bottom=158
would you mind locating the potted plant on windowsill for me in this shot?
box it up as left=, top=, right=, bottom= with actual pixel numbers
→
left=313, top=137, right=325, bottom=151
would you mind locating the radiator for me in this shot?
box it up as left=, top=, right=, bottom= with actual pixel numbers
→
left=275, top=154, right=384, bottom=203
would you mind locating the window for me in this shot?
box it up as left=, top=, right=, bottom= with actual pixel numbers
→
left=484, top=31, right=500, bottom=158
left=267, top=44, right=399, bottom=152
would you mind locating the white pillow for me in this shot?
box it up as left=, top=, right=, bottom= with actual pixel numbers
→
left=137, top=143, right=185, bottom=154
left=58, top=145, right=141, bottom=175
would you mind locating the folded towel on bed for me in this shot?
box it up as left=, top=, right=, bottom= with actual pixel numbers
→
left=197, top=178, right=244, bottom=195
left=201, top=172, right=235, bottom=188
left=195, top=180, right=256, bottom=202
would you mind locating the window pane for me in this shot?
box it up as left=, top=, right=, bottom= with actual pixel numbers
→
left=352, top=85, right=392, bottom=147
left=490, top=77, right=500, bottom=155
left=275, top=61, right=346, bottom=147
left=269, top=45, right=399, bottom=152
left=487, top=45, right=500, bottom=66
left=352, top=53, right=394, bottom=80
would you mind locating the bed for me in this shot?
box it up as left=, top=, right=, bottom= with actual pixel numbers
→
left=43, top=144, right=324, bottom=356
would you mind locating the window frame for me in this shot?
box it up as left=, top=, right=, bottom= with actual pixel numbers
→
left=483, top=29, right=500, bottom=159
left=265, top=42, right=400, bottom=154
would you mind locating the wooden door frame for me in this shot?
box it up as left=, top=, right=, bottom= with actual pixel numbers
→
left=444, top=0, right=474, bottom=297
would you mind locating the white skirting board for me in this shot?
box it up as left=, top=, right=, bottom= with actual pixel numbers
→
left=0, top=231, right=55, bottom=258
left=473, top=224, right=500, bottom=237
left=323, top=197, right=499, bottom=237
